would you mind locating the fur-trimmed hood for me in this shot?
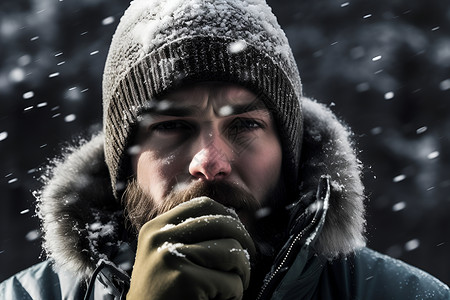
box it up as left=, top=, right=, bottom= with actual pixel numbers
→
left=36, top=97, right=366, bottom=279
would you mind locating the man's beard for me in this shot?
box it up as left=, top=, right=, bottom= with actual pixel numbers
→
left=122, top=179, right=288, bottom=259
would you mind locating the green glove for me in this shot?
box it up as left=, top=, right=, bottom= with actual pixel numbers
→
left=127, top=197, right=256, bottom=300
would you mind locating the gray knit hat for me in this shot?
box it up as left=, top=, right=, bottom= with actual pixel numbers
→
left=103, top=0, right=303, bottom=198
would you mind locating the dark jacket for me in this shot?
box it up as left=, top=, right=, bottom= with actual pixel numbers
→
left=1, top=98, right=449, bottom=299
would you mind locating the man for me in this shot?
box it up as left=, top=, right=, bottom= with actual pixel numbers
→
left=1, top=0, right=449, bottom=299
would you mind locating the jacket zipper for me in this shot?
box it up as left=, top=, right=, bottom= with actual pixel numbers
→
left=256, top=215, right=318, bottom=300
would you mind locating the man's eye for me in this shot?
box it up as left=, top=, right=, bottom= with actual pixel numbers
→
left=229, top=118, right=263, bottom=132
left=151, top=121, right=191, bottom=132
left=226, top=118, right=264, bottom=140
left=225, top=118, right=265, bottom=151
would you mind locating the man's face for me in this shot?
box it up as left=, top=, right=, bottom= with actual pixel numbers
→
left=129, top=82, right=282, bottom=227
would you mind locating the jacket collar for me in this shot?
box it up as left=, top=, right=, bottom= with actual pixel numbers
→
left=297, top=97, right=365, bottom=258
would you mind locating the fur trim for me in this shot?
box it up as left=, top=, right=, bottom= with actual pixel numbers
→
left=299, top=97, right=366, bottom=258
left=36, top=134, right=124, bottom=279
left=35, top=98, right=366, bottom=278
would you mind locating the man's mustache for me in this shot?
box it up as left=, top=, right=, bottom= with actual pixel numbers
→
left=162, top=180, right=260, bottom=214
left=122, top=179, right=260, bottom=233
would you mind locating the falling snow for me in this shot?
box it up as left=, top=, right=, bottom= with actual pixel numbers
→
left=392, top=202, right=406, bottom=212
left=64, top=114, right=76, bottom=122
left=49, top=72, right=60, bottom=78
left=102, top=16, right=115, bottom=26
left=416, top=126, right=428, bottom=134
left=393, top=174, right=406, bottom=183
left=356, top=82, right=370, bottom=92
left=127, top=145, right=142, bottom=155
left=10, top=68, right=25, bottom=82
left=22, top=91, right=34, bottom=100
left=372, top=55, right=382, bottom=61
left=7, top=178, right=18, bottom=184
left=440, top=79, right=450, bottom=91
left=255, top=207, right=271, bottom=219
left=404, top=239, right=420, bottom=251
left=370, top=127, right=383, bottom=135
left=427, top=151, right=439, bottom=160
left=0, top=131, right=8, bottom=142
left=218, top=105, right=233, bottom=116
left=384, top=91, right=394, bottom=100
left=25, top=230, right=40, bottom=242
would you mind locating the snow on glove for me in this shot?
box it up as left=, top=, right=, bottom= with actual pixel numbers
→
left=127, top=197, right=256, bottom=300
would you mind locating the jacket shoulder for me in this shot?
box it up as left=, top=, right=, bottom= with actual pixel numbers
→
left=0, top=260, right=85, bottom=299
left=351, top=247, right=450, bottom=299
left=320, top=247, right=449, bottom=299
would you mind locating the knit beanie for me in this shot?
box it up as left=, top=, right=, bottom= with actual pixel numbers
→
left=103, top=0, right=303, bottom=199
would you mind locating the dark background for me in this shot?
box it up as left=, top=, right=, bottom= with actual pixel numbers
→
left=1, top=0, right=449, bottom=285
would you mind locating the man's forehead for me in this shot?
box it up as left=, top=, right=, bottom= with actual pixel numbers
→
left=142, top=82, right=268, bottom=116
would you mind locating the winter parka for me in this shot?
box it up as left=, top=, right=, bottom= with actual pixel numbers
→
left=1, top=98, right=449, bottom=299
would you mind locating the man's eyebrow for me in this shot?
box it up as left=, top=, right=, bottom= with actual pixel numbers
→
left=138, top=100, right=268, bottom=117
left=216, top=101, right=268, bottom=116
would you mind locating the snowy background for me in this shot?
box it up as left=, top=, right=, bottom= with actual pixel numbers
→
left=1, top=0, right=449, bottom=284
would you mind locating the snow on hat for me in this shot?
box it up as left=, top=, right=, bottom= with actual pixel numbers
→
left=103, top=0, right=303, bottom=198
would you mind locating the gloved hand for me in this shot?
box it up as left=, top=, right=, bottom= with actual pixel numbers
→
left=127, top=197, right=256, bottom=300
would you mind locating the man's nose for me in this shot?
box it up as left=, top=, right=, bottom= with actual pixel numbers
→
left=189, top=135, right=232, bottom=181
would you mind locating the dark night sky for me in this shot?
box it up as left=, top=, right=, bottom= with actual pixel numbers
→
left=0, top=0, right=449, bottom=284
